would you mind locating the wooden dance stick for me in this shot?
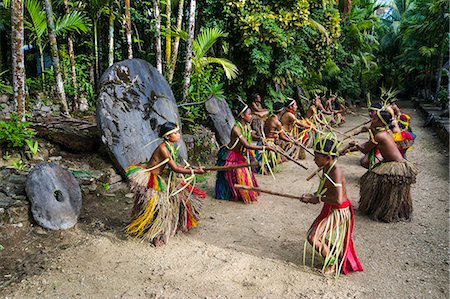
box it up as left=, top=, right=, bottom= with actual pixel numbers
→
left=296, top=142, right=315, bottom=157
left=306, top=166, right=324, bottom=181
left=348, top=111, right=370, bottom=121
left=343, top=120, right=371, bottom=135
left=234, top=184, right=303, bottom=200
left=285, top=133, right=314, bottom=157
left=201, top=162, right=259, bottom=172
left=274, top=146, right=308, bottom=170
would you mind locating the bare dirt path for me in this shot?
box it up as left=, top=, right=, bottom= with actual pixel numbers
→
left=2, top=106, right=449, bottom=298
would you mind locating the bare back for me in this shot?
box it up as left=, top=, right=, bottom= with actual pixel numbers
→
left=145, top=142, right=171, bottom=175
left=374, top=130, right=404, bottom=162
left=264, top=115, right=283, bottom=139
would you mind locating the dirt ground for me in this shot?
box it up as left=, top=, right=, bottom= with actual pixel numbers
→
left=1, top=106, right=449, bottom=299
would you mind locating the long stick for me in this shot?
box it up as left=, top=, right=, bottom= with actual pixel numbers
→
left=274, top=145, right=308, bottom=170
left=202, top=162, right=259, bottom=171
left=306, top=166, right=324, bottom=181
left=343, top=120, right=371, bottom=134
left=234, top=184, right=303, bottom=200
left=285, top=132, right=314, bottom=156
left=348, top=111, right=370, bottom=121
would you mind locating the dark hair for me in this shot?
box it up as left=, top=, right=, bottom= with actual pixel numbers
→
left=370, top=102, right=383, bottom=110
left=285, top=98, right=296, bottom=108
left=251, top=93, right=260, bottom=101
left=314, top=138, right=339, bottom=156
left=378, top=110, right=392, bottom=125
left=273, top=101, right=284, bottom=112
left=233, top=102, right=248, bottom=117
left=159, top=121, right=178, bottom=138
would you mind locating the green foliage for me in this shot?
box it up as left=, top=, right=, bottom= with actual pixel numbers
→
left=437, top=87, right=449, bottom=104
left=25, top=139, right=39, bottom=157
left=0, top=71, right=13, bottom=95
left=2, top=151, right=10, bottom=161
left=102, top=182, right=109, bottom=191
left=63, top=54, right=95, bottom=106
left=0, top=114, right=36, bottom=148
left=377, top=0, right=449, bottom=99
left=8, top=158, right=26, bottom=171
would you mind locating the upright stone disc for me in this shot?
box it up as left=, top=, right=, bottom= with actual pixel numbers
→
left=97, top=59, right=187, bottom=175
left=205, top=96, right=234, bottom=146
left=26, top=163, right=82, bottom=230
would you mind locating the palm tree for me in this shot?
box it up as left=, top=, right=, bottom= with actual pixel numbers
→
left=24, top=0, right=88, bottom=89
left=164, top=0, right=171, bottom=78
left=11, top=0, right=26, bottom=117
left=124, top=0, right=132, bottom=59
left=182, top=0, right=196, bottom=101
left=187, top=28, right=239, bottom=102
left=168, top=0, right=184, bottom=83
left=44, top=0, right=69, bottom=115
left=107, top=0, right=116, bottom=66
left=191, top=28, right=238, bottom=80
left=151, top=0, right=162, bottom=73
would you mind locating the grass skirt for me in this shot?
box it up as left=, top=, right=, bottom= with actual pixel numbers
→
left=257, top=139, right=281, bottom=175
left=125, top=164, right=205, bottom=243
left=304, top=200, right=363, bottom=277
left=359, top=160, right=418, bottom=222
left=215, top=147, right=259, bottom=203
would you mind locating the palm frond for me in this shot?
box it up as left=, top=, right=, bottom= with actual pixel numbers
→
left=205, top=57, right=238, bottom=80
left=193, top=28, right=228, bottom=60
left=55, top=11, right=89, bottom=35
left=24, top=0, right=47, bottom=40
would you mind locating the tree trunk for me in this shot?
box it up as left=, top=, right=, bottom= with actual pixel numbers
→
left=448, top=57, right=450, bottom=103
left=94, top=22, right=99, bottom=82
left=168, top=0, right=184, bottom=83
left=152, top=0, right=162, bottom=74
left=108, top=4, right=115, bottom=67
left=11, top=0, right=26, bottom=118
left=39, top=47, right=45, bottom=88
left=63, top=0, right=78, bottom=111
left=435, top=54, right=443, bottom=97
left=44, top=0, right=70, bottom=116
left=183, top=0, right=196, bottom=101
left=125, top=0, right=133, bottom=59
left=164, top=0, right=171, bottom=78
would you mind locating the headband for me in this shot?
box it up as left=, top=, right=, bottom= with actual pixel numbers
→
left=376, top=110, right=389, bottom=127
left=162, top=127, right=179, bottom=138
left=286, top=98, right=296, bottom=107
left=313, top=133, right=341, bottom=156
left=237, top=104, right=249, bottom=117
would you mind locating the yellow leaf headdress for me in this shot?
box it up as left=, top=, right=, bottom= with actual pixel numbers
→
left=313, top=132, right=341, bottom=157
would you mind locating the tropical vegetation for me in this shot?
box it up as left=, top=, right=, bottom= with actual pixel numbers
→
left=0, top=0, right=447, bottom=127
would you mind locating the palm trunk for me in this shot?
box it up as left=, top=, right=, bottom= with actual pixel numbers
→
left=168, top=0, right=184, bottom=83
left=94, top=22, right=99, bottom=82
left=11, top=0, right=26, bottom=118
left=108, top=6, right=115, bottom=67
left=183, top=0, right=196, bottom=101
left=152, top=0, right=162, bottom=73
left=435, top=54, right=443, bottom=97
left=125, top=0, right=133, bottom=59
left=44, top=0, right=69, bottom=116
left=164, top=0, right=171, bottom=78
left=39, top=47, right=45, bottom=89
left=63, top=0, right=78, bottom=110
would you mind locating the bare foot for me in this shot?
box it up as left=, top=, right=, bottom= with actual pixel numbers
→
left=153, top=238, right=165, bottom=247
left=322, top=264, right=336, bottom=276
